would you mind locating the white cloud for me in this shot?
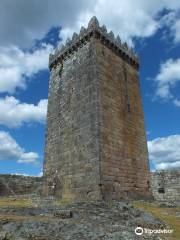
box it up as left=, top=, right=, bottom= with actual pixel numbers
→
left=17, top=152, right=39, bottom=164
left=59, top=0, right=180, bottom=46
left=173, top=19, right=180, bottom=43
left=60, top=1, right=159, bottom=46
left=148, top=135, right=180, bottom=170
left=154, top=58, right=180, bottom=106
left=0, top=96, right=47, bottom=128
left=0, top=1, right=179, bottom=94
left=38, top=171, right=43, bottom=177
left=0, top=0, right=96, bottom=48
left=10, top=172, right=43, bottom=177
left=0, top=131, right=39, bottom=163
left=0, top=44, right=53, bottom=93
left=12, top=173, right=32, bottom=177
left=155, top=161, right=180, bottom=170
left=161, top=11, right=180, bottom=44
left=0, top=0, right=180, bottom=49
left=157, top=58, right=180, bottom=92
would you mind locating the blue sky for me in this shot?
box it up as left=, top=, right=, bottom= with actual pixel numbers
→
left=0, top=0, right=180, bottom=176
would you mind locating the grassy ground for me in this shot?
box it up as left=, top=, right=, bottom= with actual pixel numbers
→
left=133, top=201, right=180, bottom=240
left=0, top=198, right=179, bottom=239
left=0, top=214, right=53, bottom=223
left=0, top=197, right=33, bottom=208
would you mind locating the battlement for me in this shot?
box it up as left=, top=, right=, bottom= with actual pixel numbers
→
left=49, top=16, right=139, bottom=70
left=43, top=16, right=151, bottom=201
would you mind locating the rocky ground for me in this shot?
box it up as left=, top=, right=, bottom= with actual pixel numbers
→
left=0, top=198, right=178, bottom=240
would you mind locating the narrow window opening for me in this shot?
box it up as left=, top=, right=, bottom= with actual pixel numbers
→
left=59, top=63, right=63, bottom=77
left=147, top=180, right=150, bottom=190
left=158, top=187, right=165, bottom=194
left=101, top=49, right=105, bottom=56
left=127, top=103, right=131, bottom=112
left=123, top=63, right=131, bottom=112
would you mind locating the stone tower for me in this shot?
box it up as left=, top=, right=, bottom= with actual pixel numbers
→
left=43, top=17, right=151, bottom=201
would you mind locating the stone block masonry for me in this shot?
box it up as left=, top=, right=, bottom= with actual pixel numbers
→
left=43, top=16, right=151, bottom=201
left=151, top=170, right=180, bottom=202
left=0, top=174, right=42, bottom=197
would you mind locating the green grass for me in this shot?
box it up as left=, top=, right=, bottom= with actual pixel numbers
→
left=0, top=198, right=33, bottom=208
left=133, top=201, right=180, bottom=240
left=0, top=198, right=179, bottom=239
left=54, top=198, right=73, bottom=206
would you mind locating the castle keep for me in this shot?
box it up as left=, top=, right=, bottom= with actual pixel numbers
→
left=43, top=17, right=151, bottom=201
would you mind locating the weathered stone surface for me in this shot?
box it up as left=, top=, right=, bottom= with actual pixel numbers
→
left=0, top=174, right=42, bottom=197
left=0, top=201, right=166, bottom=240
left=43, top=17, right=151, bottom=201
left=53, top=209, right=72, bottom=218
left=43, top=39, right=102, bottom=201
left=49, top=17, right=139, bottom=70
left=151, top=170, right=180, bottom=202
left=96, top=39, right=151, bottom=200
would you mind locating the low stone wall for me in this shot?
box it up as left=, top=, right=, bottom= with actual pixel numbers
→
left=0, top=174, right=43, bottom=197
left=150, top=170, right=180, bottom=202
left=1, top=171, right=179, bottom=201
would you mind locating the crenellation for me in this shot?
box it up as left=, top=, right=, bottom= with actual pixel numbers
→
left=43, top=17, right=151, bottom=202
left=49, top=17, right=139, bottom=71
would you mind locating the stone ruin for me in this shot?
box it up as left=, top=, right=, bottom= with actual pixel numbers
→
left=0, top=17, right=179, bottom=205
left=151, top=170, right=180, bottom=202
left=0, top=174, right=42, bottom=197
left=42, top=16, right=151, bottom=201
left=0, top=170, right=179, bottom=204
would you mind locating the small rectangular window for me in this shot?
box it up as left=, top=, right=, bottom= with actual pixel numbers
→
left=158, top=187, right=165, bottom=194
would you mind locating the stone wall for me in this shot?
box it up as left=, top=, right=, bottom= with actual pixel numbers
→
left=96, top=40, right=151, bottom=200
left=150, top=170, right=180, bottom=202
left=0, top=174, right=43, bottom=197
left=43, top=17, right=151, bottom=201
left=43, top=39, right=102, bottom=201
